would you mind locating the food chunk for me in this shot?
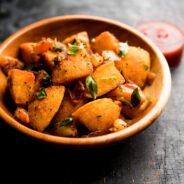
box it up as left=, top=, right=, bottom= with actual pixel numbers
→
left=0, top=56, right=24, bottom=75
left=8, top=69, right=35, bottom=105
left=90, top=53, right=103, bottom=67
left=91, top=31, right=119, bottom=54
left=85, top=62, right=125, bottom=98
left=107, top=83, right=149, bottom=118
left=19, top=42, right=40, bottom=64
left=33, top=38, right=52, bottom=54
left=42, top=51, right=58, bottom=70
left=34, top=70, right=51, bottom=93
left=63, top=31, right=91, bottom=51
left=109, top=119, right=127, bottom=132
left=20, top=38, right=54, bottom=65
left=52, top=96, right=86, bottom=124
left=14, top=107, right=30, bottom=125
left=73, top=98, right=121, bottom=132
left=115, top=46, right=150, bottom=87
left=43, top=50, right=66, bottom=70
left=42, top=39, right=67, bottom=70
left=28, top=86, right=65, bottom=132
left=52, top=49, right=93, bottom=84
left=52, top=125, right=78, bottom=137
left=51, top=114, right=78, bottom=137
left=5, top=30, right=154, bottom=137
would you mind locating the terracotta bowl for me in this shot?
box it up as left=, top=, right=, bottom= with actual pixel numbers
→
left=0, top=15, right=171, bottom=148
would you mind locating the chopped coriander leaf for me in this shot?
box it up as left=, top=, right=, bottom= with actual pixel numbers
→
left=55, top=116, right=74, bottom=128
left=122, top=99, right=133, bottom=107
left=42, top=72, right=52, bottom=86
left=25, top=64, right=34, bottom=71
left=52, top=47, right=62, bottom=52
left=67, top=42, right=84, bottom=55
left=131, top=88, right=141, bottom=107
left=51, top=38, right=63, bottom=52
left=119, top=42, right=129, bottom=58
left=26, top=62, right=45, bottom=71
left=118, top=85, right=124, bottom=92
left=85, top=75, right=98, bottom=100
left=36, top=88, right=47, bottom=100
left=42, top=72, right=50, bottom=80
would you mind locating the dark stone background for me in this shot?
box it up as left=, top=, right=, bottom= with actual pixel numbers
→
left=0, top=0, right=184, bottom=183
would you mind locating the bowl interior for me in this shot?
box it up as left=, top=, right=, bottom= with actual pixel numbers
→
left=0, top=16, right=170, bottom=147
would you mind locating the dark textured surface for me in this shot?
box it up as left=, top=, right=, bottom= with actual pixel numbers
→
left=0, top=0, right=184, bottom=183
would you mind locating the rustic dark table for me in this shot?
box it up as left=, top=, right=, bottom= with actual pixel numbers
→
left=0, top=0, right=184, bottom=183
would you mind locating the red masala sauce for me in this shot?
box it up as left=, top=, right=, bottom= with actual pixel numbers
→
left=137, top=21, right=184, bottom=67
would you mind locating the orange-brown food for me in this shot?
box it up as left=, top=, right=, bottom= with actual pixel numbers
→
left=14, top=107, right=30, bottom=125
left=52, top=49, right=93, bottom=84
left=0, top=31, right=155, bottom=137
left=28, top=86, right=65, bottom=132
left=8, top=69, right=35, bottom=105
left=107, top=83, right=149, bottom=118
left=20, top=42, right=40, bottom=64
left=115, top=46, right=150, bottom=87
left=91, top=31, right=119, bottom=54
left=0, top=56, right=24, bottom=75
left=73, top=98, right=121, bottom=131
left=85, top=62, right=125, bottom=98
left=63, top=31, right=91, bottom=51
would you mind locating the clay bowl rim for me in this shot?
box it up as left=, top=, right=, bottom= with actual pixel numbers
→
left=0, top=15, right=171, bottom=147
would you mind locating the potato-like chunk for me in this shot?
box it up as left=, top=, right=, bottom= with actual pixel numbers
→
left=85, top=62, right=125, bottom=98
left=91, top=31, right=119, bottom=54
left=34, top=38, right=52, bottom=54
left=8, top=69, right=35, bottom=105
left=90, top=53, right=103, bottom=67
left=42, top=41, right=67, bottom=70
left=115, top=46, right=150, bottom=88
left=52, top=96, right=87, bottom=124
left=63, top=31, right=91, bottom=51
left=109, top=119, right=127, bottom=132
left=107, top=83, right=149, bottom=118
left=42, top=51, right=57, bottom=70
left=14, top=107, right=30, bottom=125
left=42, top=50, right=66, bottom=70
left=52, top=49, right=93, bottom=85
left=28, top=86, right=65, bottom=132
left=51, top=94, right=82, bottom=137
left=0, top=56, right=24, bottom=75
left=52, top=125, right=78, bottom=137
left=19, top=42, right=40, bottom=64
left=72, top=98, right=121, bottom=132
